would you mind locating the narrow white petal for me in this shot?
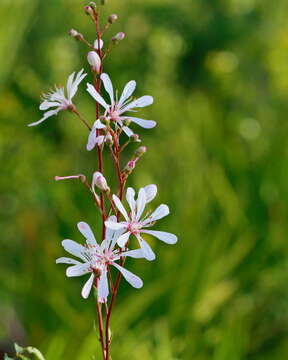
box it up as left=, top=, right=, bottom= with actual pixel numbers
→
left=112, top=194, right=129, bottom=221
left=136, top=188, right=147, bottom=221
left=98, top=269, right=109, bottom=301
left=126, top=187, right=136, bottom=216
left=138, top=237, right=156, bottom=261
left=28, top=109, right=59, bottom=127
left=120, top=95, right=153, bottom=113
left=94, top=119, right=106, bottom=129
left=122, top=126, right=134, bottom=137
left=112, top=262, right=143, bottom=288
left=117, top=231, right=131, bottom=248
left=118, top=80, right=136, bottom=107
left=56, top=257, right=81, bottom=265
left=128, top=117, right=156, bottom=129
left=81, top=273, right=95, bottom=299
left=141, top=230, right=177, bottom=244
left=66, top=71, right=75, bottom=95
left=144, top=184, right=157, bottom=203
left=87, top=128, right=98, bottom=151
left=61, top=239, right=87, bottom=261
left=86, top=83, right=109, bottom=110
left=101, top=73, right=114, bottom=106
left=105, top=220, right=127, bottom=230
left=143, top=204, right=170, bottom=225
left=66, top=263, right=90, bottom=277
left=122, top=249, right=145, bottom=259
left=77, top=222, right=98, bottom=247
left=68, top=69, right=87, bottom=100
left=39, top=101, right=60, bottom=110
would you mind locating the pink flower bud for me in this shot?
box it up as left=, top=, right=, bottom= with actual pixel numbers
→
left=69, top=29, right=81, bottom=38
left=108, top=14, right=118, bottom=24
left=123, top=160, right=136, bottom=175
left=89, top=1, right=97, bottom=9
left=84, top=5, right=93, bottom=15
left=130, top=134, right=141, bottom=142
left=112, top=32, right=126, bottom=42
left=92, top=172, right=110, bottom=192
left=55, top=174, right=86, bottom=183
left=87, top=51, right=101, bottom=73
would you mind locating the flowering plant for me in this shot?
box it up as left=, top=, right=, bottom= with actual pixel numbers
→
left=28, top=1, right=178, bottom=359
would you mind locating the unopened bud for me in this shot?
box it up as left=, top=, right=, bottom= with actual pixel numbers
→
left=94, top=38, right=104, bottom=50
left=124, top=160, right=136, bottom=174
left=84, top=5, right=93, bottom=15
left=134, top=146, right=147, bottom=157
left=105, top=133, right=113, bottom=145
left=69, top=29, right=83, bottom=40
left=108, top=14, right=118, bottom=24
left=87, top=51, right=101, bottom=73
left=89, top=2, right=97, bottom=9
left=93, top=172, right=110, bottom=192
left=112, top=32, right=125, bottom=43
left=130, top=134, right=141, bottom=142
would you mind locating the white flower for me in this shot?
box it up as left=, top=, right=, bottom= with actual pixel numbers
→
left=105, top=185, right=178, bottom=261
left=94, top=39, right=104, bottom=50
left=28, top=69, right=87, bottom=127
left=56, top=217, right=144, bottom=301
left=86, top=73, right=156, bottom=135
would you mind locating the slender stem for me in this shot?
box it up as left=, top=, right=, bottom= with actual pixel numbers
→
left=96, top=300, right=106, bottom=360
left=73, top=109, right=91, bottom=130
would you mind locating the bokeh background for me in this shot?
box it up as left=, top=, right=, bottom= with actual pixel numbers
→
left=1, top=0, right=288, bottom=359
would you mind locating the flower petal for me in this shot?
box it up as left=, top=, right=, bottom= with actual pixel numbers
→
left=118, top=80, right=136, bottom=107
left=117, top=231, right=131, bottom=248
left=126, top=187, right=136, bottom=216
left=128, top=117, right=156, bottom=129
left=112, top=194, right=129, bottom=221
left=68, top=69, right=87, bottom=100
left=66, top=262, right=91, bottom=277
left=87, top=83, right=109, bottom=110
left=136, top=188, right=147, bottom=220
left=56, top=257, right=82, bottom=265
left=112, top=262, right=143, bottom=288
left=144, top=184, right=157, bottom=203
left=143, top=204, right=170, bottom=225
left=122, top=126, right=134, bottom=137
left=94, top=38, right=104, bottom=50
left=94, top=119, right=106, bottom=129
left=141, top=230, right=177, bottom=244
left=39, top=101, right=60, bottom=110
left=120, top=95, right=153, bottom=113
left=122, top=249, right=145, bottom=259
left=81, top=273, right=95, bottom=299
left=61, top=239, right=87, bottom=261
left=101, top=73, right=114, bottom=106
left=138, top=237, right=156, bottom=261
left=105, top=220, right=127, bottom=230
left=98, top=268, right=109, bottom=302
left=77, top=222, right=98, bottom=247
left=28, top=109, right=59, bottom=127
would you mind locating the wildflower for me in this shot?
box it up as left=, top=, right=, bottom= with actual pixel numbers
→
left=28, top=69, right=87, bottom=127
left=56, top=217, right=144, bottom=300
left=105, top=185, right=178, bottom=261
left=86, top=73, right=156, bottom=133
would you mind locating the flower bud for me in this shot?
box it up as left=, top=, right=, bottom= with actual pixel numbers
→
left=93, top=172, right=110, bottom=192
left=105, top=133, right=113, bottom=145
left=69, top=29, right=83, bottom=40
left=112, top=32, right=126, bottom=43
left=84, top=5, right=93, bottom=15
left=87, top=51, right=101, bottom=73
left=130, top=134, right=141, bottom=142
left=108, top=14, right=118, bottom=24
left=94, top=38, right=104, bottom=50
left=100, top=115, right=110, bottom=126
left=124, top=160, right=136, bottom=175
left=89, top=2, right=97, bottom=9
left=134, top=146, right=147, bottom=158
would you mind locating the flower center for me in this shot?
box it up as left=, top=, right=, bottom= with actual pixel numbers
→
left=128, top=222, right=142, bottom=234
left=109, top=109, right=120, bottom=121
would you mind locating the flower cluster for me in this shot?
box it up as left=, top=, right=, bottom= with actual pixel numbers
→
left=29, top=3, right=177, bottom=358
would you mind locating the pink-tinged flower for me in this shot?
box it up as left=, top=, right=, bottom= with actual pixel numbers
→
left=105, top=185, right=178, bottom=261
left=28, top=69, right=87, bottom=127
left=86, top=73, right=156, bottom=135
left=56, top=217, right=144, bottom=301
left=86, top=119, right=112, bottom=151
left=92, top=171, right=110, bottom=192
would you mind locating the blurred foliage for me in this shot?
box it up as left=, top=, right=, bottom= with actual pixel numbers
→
left=1, top=0, right=288, bottom=359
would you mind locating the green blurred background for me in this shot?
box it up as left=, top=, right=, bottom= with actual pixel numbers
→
left=1, top=0, right=288, bottom=359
